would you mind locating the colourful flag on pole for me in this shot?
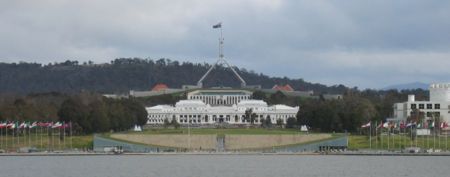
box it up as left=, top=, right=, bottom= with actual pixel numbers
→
left=440, top=122, right=448, bottom=129
left=0, top=122, right=6, bottom=128
left=52, top=122, right=62, bottom=128
left=383, top=122, right=389, bottom=128
left=8, top=121, right=18, bottom=129
left=406, top=121, right=416, bottom=127
left=361, top=122, right=371, bottom=128
left=6, top=122, right=14, bottom=129
left=29, top=122, right=38, bottom=128
left=60, top=122, right=69, bottom=129
left=377, top=121, right=383, bottom=128
left=19, top=122, right=26, bottom=129
left=400, top=121, right=406, bottom=129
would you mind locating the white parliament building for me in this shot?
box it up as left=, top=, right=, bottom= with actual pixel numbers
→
left=146, top=25, right=299, bottom=125
left=393, top=83, right=450, bottom=125
left=146, top=89, right=299, bottom=125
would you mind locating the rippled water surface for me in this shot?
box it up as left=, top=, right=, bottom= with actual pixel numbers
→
left=1, top=155, right=449, bottom=177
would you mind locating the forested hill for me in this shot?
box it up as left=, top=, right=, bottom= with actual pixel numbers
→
left=0, top=58, right=348, bottom=94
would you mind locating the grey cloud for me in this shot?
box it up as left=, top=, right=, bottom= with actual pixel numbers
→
left=0, top=0, right=449, bottom=88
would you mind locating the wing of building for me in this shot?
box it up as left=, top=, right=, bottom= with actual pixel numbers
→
left=147, top=89, right=299, bottom=125
left=392, top=83, right=450, bottom=126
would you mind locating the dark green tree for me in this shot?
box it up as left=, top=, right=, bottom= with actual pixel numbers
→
left=89, top=101, right=110, bottom=133
left=286, top=117, right=297, bottom=128
left=163, top=118, right=170, bottom=129
left=171, top=117, right=180, bottom=129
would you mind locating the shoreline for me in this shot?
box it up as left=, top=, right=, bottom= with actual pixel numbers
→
left=1, top=151, right=450, bottom=156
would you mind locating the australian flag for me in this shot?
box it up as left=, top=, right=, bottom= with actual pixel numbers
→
left=212, top=22, right=222, bottom=28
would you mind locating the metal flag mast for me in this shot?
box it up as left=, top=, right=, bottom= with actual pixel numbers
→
left=197, top=22, right=247, bottom=88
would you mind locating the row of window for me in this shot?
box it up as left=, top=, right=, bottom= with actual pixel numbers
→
left=410, top=111, right=440, bottom=118
left=148, top=114, right=296, bottom=123
left=190, top=95, right=250, bottom=100
left=148, top=117, right=289, bottom=124
left=411, top=103, right=440, bottom=110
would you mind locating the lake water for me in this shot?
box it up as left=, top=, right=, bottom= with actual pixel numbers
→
left=0, top=155, right=449, bottom=177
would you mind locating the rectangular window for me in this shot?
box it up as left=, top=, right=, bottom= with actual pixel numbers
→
left=419, top=104, right=424, bottom=109
left=435, top=104, right=440, bottom=109
left=427, top=104, right=432, bottom=109
left=426, top=112, right=432, bottom=117
left=411, top=104, right=417, bottom=109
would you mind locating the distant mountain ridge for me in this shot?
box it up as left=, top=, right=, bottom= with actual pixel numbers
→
left=382, top=82, right=429, bottom=90
left=0, top=58, right=349, bottom=94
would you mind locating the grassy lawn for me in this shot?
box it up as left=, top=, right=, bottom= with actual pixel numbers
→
left=349, top=134, right=450, bottom=150
left=0, top=133, right=93, bottom=151
left=128, top=128, right=309, bottom=135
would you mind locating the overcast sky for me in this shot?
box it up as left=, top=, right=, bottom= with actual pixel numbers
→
left=1, top=0, right=450, bottom=89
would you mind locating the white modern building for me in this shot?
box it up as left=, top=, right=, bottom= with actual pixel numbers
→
left=147, top=89, right=299, bottom=125
left=393, top=83, right=450, bottom=125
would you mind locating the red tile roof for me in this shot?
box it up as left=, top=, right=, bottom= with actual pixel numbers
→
left=151, top=83, right=169, bottom=91
left=272, top=84, right=294, bottom=92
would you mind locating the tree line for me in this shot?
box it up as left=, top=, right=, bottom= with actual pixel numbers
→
left=0, top=92, right=147, bottom=134
left=251, top=89, right=428, bottom=132
left=0, top=58, right=347, bottom=94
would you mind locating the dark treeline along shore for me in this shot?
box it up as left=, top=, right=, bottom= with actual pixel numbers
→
left=0, top=58, right=428, bottom=134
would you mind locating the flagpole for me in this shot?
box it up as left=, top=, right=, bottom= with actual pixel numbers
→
left=415, top=125, right=417, bottom=147
left=28, top=125, right=31, bottom=148
left=35, top=124, right=37, bottom=149
left=58, top=124, right=61, bottom=150
left=5, top=126, right=7, bottom=152
left=387, top=125, right=390, bottom=150
left=375, top=121, right=378, bottom=149
left=12, top=123, right=15, bottom=150
left=434, top=118, right=436, bottom=150
left=40, top=126, right=43, bottom=150
left=393, top=124, right=395, bottom=150
left=70, top=121, right=73, bottom=150
left=17, top=123, right=19, bottom=149
left=369, top=121, right=372, bottom=149
left=410, top=124, right=413, bottom=147
left=62, top=122, right=65, bottom=150
left=1, top=126, right=2, bottom=150
left=52, top=125, right=54, bottom=151
left=381, top=124, right=383, bottom=150
left=427, top=126, right=430, bottom=150
left=438, top=123, right=441, bottom=150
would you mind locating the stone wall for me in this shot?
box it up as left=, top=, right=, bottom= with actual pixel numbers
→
left=111, top=134, right=217, bottom=150
left=225, top=134, right=331, bottom=150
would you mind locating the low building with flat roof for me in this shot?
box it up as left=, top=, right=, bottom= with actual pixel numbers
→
left=147, top=89, right=299, bottom=125
left=392, top=83, right=450, bottom=127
